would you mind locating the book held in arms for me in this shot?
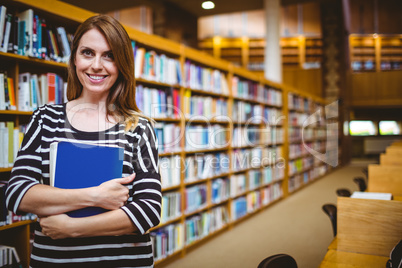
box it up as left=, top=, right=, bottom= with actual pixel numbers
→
left=49, top=141, right=124, bottom=217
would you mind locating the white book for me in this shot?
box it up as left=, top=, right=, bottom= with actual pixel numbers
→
left=18, top=9, right=34, bottom=57
left=0, top=6, right=6, bottom=48
left=1, top=13, right=12, bottom=53
left=39, top=73, right=48, bottom=104
left=350, top=191, right=392, bottom=200
left=0, top=73, right=5, bottom=110
left=18, top=72, right=31, bottom=111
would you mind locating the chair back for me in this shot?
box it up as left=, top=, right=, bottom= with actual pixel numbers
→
left=336, top=188, right=351, bottom=197
left=257, top=254, right=297, bottom=268
left=322, top=204, right=337, bottom=236
left=354, top=177, right=367, bottom=191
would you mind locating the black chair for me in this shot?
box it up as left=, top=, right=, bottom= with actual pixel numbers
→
left=257, top=254, right=297, bottom=268
left=353, top=176, right=367, bottom=192
left=336, top=188, right=351, bottom=197
left=322, top=204, right=337, bottom=237
left=361, top=167, right=368, bottom=178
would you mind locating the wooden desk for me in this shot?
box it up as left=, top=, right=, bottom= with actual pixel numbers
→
left=337, top=197, right=402, bottom=256
left=320, top=250, right=389, bottom=268
left=368, top=165, right=402, bottom=196
left=394, top=195, right=402, bottom=201
left=327, top=238, right=337, bottom=250
left=380, top=153, right=402, bottom=166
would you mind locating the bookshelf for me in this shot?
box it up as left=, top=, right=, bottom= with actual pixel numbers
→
left=0, top=1, right=337, bottom=267
left=285, top=86, right=336, bottom=194
left=349, top=34, right=402, bottom=72
left=198, top=36, right=323, bottom=71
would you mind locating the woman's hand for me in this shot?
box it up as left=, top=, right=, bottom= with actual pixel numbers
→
left=92, top=174, right=136, bottom=210
left=40, top=214, right=73, bottom=239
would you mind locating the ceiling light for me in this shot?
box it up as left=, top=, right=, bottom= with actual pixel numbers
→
left=202, top=1, right=215, bottom=10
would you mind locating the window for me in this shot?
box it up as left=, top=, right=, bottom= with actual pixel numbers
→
left=379, top=121, right=401, bottom=135
left=349, top=121, right=376, bottom=136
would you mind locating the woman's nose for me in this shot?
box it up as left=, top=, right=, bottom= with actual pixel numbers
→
left=91, top=56, right=102, bottom=70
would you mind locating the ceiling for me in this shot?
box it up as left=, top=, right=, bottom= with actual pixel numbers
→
left=61, top=0, right=318, bottom=17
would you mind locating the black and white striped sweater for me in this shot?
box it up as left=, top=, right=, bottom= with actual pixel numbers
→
left=6, top=103, right=161, bottom=267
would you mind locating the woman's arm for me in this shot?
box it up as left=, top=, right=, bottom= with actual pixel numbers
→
left=19, top=175, right=135, bottom=217
left=39, top=208, right=138, bottom=239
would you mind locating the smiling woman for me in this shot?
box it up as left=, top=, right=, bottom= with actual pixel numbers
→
left=6, top=14, right=161, bottom=268
left=74, top=28, right=119, bottom=103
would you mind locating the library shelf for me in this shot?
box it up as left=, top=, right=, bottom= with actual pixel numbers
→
left=0, top=220, right=36, bottom=231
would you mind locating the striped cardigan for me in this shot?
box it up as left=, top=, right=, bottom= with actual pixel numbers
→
left=6, top=104, right=161, bottom=267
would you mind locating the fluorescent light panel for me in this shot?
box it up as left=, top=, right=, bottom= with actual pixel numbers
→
left=202, top=1, right=215, bottom=9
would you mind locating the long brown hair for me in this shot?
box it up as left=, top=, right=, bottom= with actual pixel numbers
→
left=67, top=14, right=145, bottom=130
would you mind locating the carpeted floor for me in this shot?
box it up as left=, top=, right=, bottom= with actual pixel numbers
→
left=159, top=163, right=370, bottom=268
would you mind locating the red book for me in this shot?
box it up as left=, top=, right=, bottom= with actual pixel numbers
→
left=173, top=88, right=180, bottom=118
left=47, top=73, right=56, bottom=104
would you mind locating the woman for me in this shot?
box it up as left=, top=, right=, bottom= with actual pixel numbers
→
left=6, top=15, right=161, bottom=267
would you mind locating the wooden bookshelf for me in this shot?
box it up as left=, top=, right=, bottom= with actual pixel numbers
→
left=349, top=34, right=402, bottom=72
left=198, top=36, right=323, bottom=71
left=0, top=1, right=337, bottom=267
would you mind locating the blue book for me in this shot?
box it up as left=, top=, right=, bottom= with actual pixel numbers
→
left=49, top=141, right=124, bottom=217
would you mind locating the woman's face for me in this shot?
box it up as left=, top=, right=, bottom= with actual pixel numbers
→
left=75, top=28, right=119, bottom=99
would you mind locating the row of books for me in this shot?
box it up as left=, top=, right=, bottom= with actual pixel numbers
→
left=156, top=122, right=284, bottom=154
left=232, top=101, right=263, bottom=124
left=185, top=124, right=228, bottom=151
left=289, top=127, right=326, bottom=143
left=289, top=112, right=309, bottom=127
left=231, top=182, right=283, bottom=221
left=184, top=61, right=229, bottom=94
left=134, top=46, right=182, bottom=85
left=160, top=191, right=181, bottom=224
left=0, top=122, right=25, bottom=168
left=0, top=244, right=22, bottom=268
left=231, top=76, right=259, bottom=100
left=0, top=72, right=16, bottom=110
left=135, top=85, right=181, bottom=119
left=288, top=173, right=306, bottom=193
left=0, top=6, right=72, bottom=63
left=246, top=190, right=261, bottom=213
left=152, top=205, right=230, bottom=262
left=249, top=170, right=262, bottom=191
left=185, top=206, right=229, bottom=246
left=160, top=156, right=181, bottom=189
left=211, top=178, right=230, bottom=204
left=183, top=91, right=228, bottom=119
left=232, top=147, right=284, bottom=172
left=288, top=93, right=313, bottom=112
left=233, top=82, right=283, bottom=107
left=18, top=72, right=66, bottom=112
left=184, top=152, right=230, bottom=183
left=232, top=127, right=261, bottom=147
left=184, top=184, right=207, bottom=214
left=154, top=123, right=182, bottom=153
left=230, top=174, right=247, bottom=197
left=288, top=156, right=314, bottom=176
left=151, top=222, right=184, bottom=262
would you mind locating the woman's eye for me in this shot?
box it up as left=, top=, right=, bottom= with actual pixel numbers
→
left=105, top=52, right=114, bottom=60
left=82, top=50, right=93, bottom=56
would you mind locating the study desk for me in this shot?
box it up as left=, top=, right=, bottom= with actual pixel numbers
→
left=320, top=198, right=402, bottom=267
left=320, top=250, right=389, bottom=268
